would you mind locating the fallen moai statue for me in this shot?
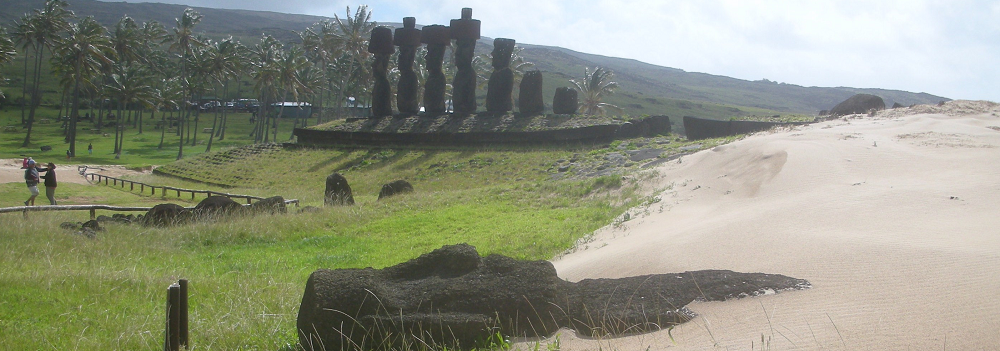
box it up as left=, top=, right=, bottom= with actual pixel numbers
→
left=297, top=243, right=809, bottom=350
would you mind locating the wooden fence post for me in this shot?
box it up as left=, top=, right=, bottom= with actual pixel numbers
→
left=90, top=208, right=96, bottom=220
left=178, top=279, right=189, bottom=348
left=165, top=283, right=181, bottom=351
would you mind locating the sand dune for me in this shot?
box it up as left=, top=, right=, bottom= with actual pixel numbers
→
left=547, top=101, right=1000, bottom=350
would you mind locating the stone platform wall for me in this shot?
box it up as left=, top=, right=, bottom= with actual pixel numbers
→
left=295, top=115, right=670, bottom=146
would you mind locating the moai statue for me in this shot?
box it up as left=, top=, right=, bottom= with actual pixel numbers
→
left=394, top=17, right=421, bottom=115
left=421, top=25, right=450, bottom=115
left=450, top=8, right=481, bottom=115
left=368, top=26, right=394, bottom=117
left=552, top=87, right=578, bottom=115
left=518, top=70, right=544, bottom=115
left=486, top=38, right=516, bottom=113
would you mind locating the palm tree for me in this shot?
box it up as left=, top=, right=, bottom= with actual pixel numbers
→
left=10, top=15, right=37, bottom=125
left=54, top=16, right=115, bottom=157
left=168, top=8, right=204, bottom=160
left=105, top=63, right=155, bottom=158
left=332, top=6, right=375, bottom=117
left=155, top=78, right=183, bottom=150
left=0, top=26, right=17, bottom=98
left=250, top=35, right=281, bottom=143
left=204, top=37, right=243, bottom=152
left=21, top=0, right=73, bottom=147
left=273, top=46, right=311, bottom=141
left=571, top=67, right=622, bottom=115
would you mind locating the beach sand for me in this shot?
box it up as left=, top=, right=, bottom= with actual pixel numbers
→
left=544, top=101, right=1000, bottom=350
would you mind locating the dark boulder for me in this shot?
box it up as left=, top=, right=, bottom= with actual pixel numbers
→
left=248, top=196, right=287, bottom=214
left=378, top=180, right=414, bottom=200
left=194, top=196, right=243, bottom=218
left=142, top=203, right=190, bottom=227
left=40, top=145, right=52, bottom=152
left=892, top=102, right=904, bottom=109
left=829, top=94, right=886, bottom=116
left=60, top=222, right=79, bottom=230
left=297, top=244, right=810, bottom=350
left=324, top=173, right=355, bottom=206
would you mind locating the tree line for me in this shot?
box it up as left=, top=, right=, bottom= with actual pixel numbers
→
left=0, top=1, right=621, bottom=161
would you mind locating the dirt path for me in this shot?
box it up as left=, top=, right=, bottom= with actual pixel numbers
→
left=0, top=159, right=150, bottom=185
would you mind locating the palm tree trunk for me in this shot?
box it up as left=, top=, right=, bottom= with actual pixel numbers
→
left=20, top=47, right=30, bottom=125
left=21, top=46, right=45, bottom=147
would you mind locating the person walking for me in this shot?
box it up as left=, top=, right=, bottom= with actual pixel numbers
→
left=41, top=162, right=58, bottom=205
left=23, top=159, right=41, bottom=206
left=88, top=142, right=93, bottom=155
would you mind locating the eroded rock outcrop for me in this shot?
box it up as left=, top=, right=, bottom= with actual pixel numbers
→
left=830, top=94, right=885, bottom=116
left=297, top=244, right=809, bottom=350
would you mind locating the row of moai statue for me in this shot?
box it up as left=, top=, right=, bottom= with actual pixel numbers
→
left=367, top=8, right=578, bottom=117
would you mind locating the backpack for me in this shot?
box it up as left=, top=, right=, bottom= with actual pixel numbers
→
left=22, top=157, right=30, bottom=169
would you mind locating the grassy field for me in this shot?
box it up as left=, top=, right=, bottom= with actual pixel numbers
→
left=0, top=129, right=700, bottom=350
left=0, top=106, right=303, bottom=168
left=0, top=102, right=750, bottom=350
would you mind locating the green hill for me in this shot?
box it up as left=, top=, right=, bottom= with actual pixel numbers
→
left=2, top=0, right=948, bottom=120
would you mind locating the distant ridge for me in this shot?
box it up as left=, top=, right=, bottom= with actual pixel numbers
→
left=3, top=0, right=948, bottom=119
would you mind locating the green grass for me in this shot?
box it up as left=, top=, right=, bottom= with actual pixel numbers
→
left=0, top=106, right=302, bottom=168
left=0, top=137, right=660, bottom=350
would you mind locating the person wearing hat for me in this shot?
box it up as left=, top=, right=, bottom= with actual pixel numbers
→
left=41, top=162, right=58, bottom=205
left=23, top=159, right=41, bottom=206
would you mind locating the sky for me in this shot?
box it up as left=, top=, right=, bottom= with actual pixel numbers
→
left=119, top=0, right=1000, bottom=101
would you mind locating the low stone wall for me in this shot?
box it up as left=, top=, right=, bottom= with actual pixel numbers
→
left=295, top=115, right=670, bottom=146
left=683, top=116, right=809, bottom=140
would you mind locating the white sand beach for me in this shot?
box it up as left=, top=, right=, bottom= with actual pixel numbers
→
left=548, top=101, right=1000, bottom=350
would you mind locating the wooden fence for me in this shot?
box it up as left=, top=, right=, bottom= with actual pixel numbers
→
left=85, top=173, right=295, bottom=205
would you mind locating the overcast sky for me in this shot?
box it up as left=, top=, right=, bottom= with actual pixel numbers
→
left=119, top=0, right=999, bottom=101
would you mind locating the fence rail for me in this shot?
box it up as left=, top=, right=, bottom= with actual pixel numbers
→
left=85, top=172, right=296, bottom=205
left=1, top=200, right=299, bottom=219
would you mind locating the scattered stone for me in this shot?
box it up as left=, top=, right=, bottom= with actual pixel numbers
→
left=297, top=244, right=810, bottom=350
left=76, top=227, right=98, bottom=239
left=81, top=219, right=102, bottom=231
left=325, top=173, right=355, bottom=206
left=297, top=206, right=322, bottom=214
left=249, top=196, right=287, bottom=214
left=378, top=180, right=414, bottom=200
left=96, top=215, right=114, bottom=222
left=194, top=196, right=243, bottom=218
left=558, top=165, right=571, bottom=172
left=142, top=203, right=190, bottom=227
left=40, top=145, right=52, bottom=152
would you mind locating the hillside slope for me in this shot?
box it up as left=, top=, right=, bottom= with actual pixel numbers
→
left=2, top=0, right=948, bottom=117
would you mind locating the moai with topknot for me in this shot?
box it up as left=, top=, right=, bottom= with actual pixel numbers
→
left=368, top=26, right=394, bottom=117
left=450, top=8, right=481, bottom=115
left=486, top=38, right=515, bottom=113
left=552, top=87, right=578, bottom=115
left=394, top=18, right=421, bottom=115
left=421, top=25, right=450, bottom=115
left=518, top=70, right=544, bottom=115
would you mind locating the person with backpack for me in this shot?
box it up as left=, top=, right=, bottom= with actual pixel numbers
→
left=41, top=162, right=58, bottom=205
left=23, top=159, right=41, bottom=206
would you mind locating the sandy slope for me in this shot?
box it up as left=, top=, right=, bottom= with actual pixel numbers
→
left=546, top=101, right=1000, bottom=350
